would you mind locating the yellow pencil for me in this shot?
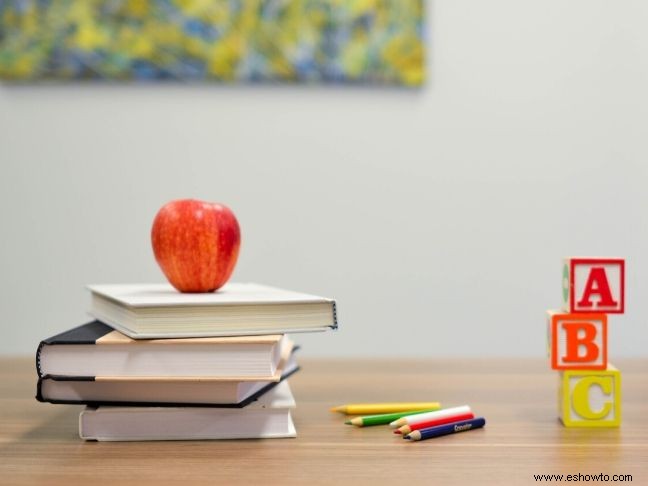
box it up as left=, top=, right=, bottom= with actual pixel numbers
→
left=330, top=402, right=441, bottom=415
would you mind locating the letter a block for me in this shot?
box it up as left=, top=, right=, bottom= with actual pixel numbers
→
left=562, top=258, right=625, bottom=314
left=547, top=311, right=607, bottom=370
left=558, top=366, right=621, bottom=427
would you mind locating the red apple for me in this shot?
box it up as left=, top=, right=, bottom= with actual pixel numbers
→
left=151, top=199, right=241, bottom=293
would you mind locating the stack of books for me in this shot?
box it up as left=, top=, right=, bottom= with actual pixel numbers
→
left=36, top=283, right=337, bottom=441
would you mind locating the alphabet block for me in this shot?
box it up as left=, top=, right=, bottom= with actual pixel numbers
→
left=562, top=257, right=625, bottom=314
left=558, top=365, right=621, bottom=427
left=547, top=310, right=607, bottom=370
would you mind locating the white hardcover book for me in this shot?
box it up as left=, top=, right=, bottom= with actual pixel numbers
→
left=79, top=381, right=297, bottom=441
left=88, top=282, right=337, bottom=339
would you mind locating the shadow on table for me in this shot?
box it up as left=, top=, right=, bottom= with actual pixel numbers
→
left=3, top=406, right=82, bottom=445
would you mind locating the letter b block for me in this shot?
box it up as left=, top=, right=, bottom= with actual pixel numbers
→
left=558, top=366, right=621, bottom=427
left=547, top=311, right=607, bottom=370
left=562, top=257, right=625, bottom=314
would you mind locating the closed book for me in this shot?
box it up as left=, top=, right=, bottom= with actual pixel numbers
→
left=79, top=381, right=297, bottom=441
left=37, top=321, right=293, bottom=379
left=36, top=352, right=299, bottom=407
left=87, top=282, right=337, bottom=339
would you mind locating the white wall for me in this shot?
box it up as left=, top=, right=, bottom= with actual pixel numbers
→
left=1, top=0, right=647, bottom=357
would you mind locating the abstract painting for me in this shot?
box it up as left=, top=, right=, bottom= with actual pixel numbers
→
left=0, top=0, right=424, bottom=85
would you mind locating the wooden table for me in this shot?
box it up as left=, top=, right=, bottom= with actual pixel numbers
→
left=1, top=358, right=646, bottom=485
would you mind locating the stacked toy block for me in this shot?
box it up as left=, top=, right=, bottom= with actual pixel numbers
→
left=547, top=257, right=625, bottom=427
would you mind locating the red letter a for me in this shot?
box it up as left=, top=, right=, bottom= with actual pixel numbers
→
left=576, top=267, right=618, bottom=309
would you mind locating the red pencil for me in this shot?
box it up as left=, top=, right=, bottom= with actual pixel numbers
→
left=395, top=412, right=475, bottom=435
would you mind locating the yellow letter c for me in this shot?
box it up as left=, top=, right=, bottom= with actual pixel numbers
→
left=572, top=376, right=613, bottom=420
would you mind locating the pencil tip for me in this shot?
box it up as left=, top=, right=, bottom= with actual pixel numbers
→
left=393, top=430, right=401, bottom=434
left=344, top=420, right=351, bottom=425
left=330, top=406, right=341, bottom=413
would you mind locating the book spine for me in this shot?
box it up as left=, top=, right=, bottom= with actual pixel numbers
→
left=35, top=376, right=44, bottom=402
left=35, top=341, right=45, bottom=378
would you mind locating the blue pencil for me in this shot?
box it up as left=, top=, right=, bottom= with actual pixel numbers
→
left=404, top=417, right=486, bottom=441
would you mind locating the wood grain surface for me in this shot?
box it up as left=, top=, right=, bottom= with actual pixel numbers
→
left=1, top=357, right=646, bottom=485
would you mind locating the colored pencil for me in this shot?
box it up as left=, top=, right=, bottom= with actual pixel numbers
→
left=330, top=402, right=441, bottom=415
left=389, top=405, right=472, bottom=428
left=404, top=417, right=486, bottom=441
left=345, top=409, right=439, bottom=427
left=395, top=412, right=475, bottom=435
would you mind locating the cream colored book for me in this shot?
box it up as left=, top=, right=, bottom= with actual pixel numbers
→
left=88, top=282, right=338, bottom=339
left=79, top=381, right=297, bottom=441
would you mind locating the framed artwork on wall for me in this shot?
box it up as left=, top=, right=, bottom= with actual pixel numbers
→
left=0, top=0, right=424, bottom=85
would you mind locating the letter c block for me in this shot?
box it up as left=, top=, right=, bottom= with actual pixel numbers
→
left=558, top=366, right=621, bottom=427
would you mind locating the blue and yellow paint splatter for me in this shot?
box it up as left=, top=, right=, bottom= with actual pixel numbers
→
left=0, top=0, right=424, bottom=85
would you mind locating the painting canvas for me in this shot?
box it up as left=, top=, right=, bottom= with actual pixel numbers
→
left=0, top=0, right=424, bottom=85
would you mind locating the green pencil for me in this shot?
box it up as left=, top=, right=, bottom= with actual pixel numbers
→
left=344, top=408, right=441, bottom=427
